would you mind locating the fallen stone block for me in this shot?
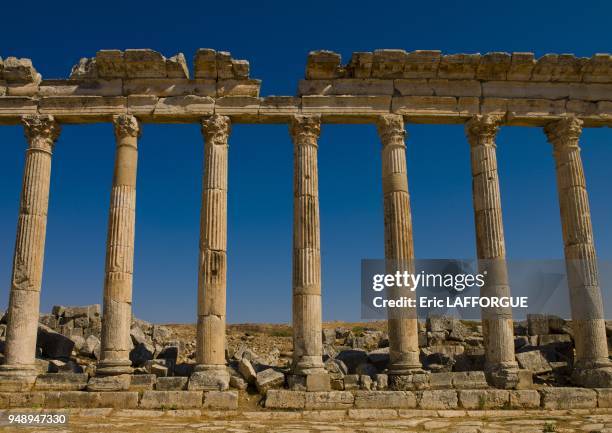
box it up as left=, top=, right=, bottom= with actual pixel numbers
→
left=139, top=390, right=203, bottom=409
left=305, top=391, right=354, bottom=410
left=229, top=375, right=247, bottom=390
left=203, top=391, right=238, bottom=410
left=37, top=324, right=74, bottom=359
left=515, top=350, right=552, bottom=375
left=541, top=387, right=597, bottom=409
left=354, top=391, right=416, bottom=409
left=265, top=390, right=306, bottom=409
left=255, top=368, right=285, bottom=394
left=34, top=373, right=88, bottom=391
left=324, top=358, right=348, bottom=380
left=238, top=357, right=256, bottom=383
left=188, top=369, right=230, bottom=391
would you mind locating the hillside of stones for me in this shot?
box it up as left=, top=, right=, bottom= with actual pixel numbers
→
left=0, top=305, right=608, bottom=390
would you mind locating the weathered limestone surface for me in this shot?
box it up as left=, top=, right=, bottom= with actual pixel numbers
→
left=194, top=114, right=231, bottom=390
left=290, top=115, right=326, bottom=376
left=545, top=116, right=612, bottom=387
left=0, top=115, right=60, bottom=391
left=1, top=49, right=610, bottom=125
left=465, top=114, right=520, bottom=389
left=97, top=114, right=140, bottom=377
left=376, top=114, right=423, bottom=389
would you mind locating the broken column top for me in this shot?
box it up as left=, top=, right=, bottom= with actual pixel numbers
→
left=304, top=49, right=612, bottom=83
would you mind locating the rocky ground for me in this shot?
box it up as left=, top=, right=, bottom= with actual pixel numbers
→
left=0, top=305, right=608, bottom=394
left=2, top=408, right=612, bottom=432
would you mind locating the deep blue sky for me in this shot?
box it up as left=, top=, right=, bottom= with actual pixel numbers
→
left=1, top=1, right=611, bottom=323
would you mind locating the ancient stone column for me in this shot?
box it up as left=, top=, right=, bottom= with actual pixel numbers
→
left=0, top=115, right=60, bottom=391
left=192, top=114, right=230, bottom=390
left=96, top=114, right=140, bottom=376
left=290, top=115, right=326, bottom=377
left=377, top=114, right=425, bottom=390
left=465, top=114, right=519, bottom=389
left=545, top=116, right=612, bottom=387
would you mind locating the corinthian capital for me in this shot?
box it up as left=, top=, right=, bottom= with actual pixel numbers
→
left=201, top=115, right=231, bottom=145
left=22, top=115, right=61, bottom=151
left=465, top=114, right=502, bottom=147
left=113, top=114, right=141, bottom=140
left=376, top=114, right=406, bottom=147
left=544, top=116, right=583, bottom=149
left=290, top=115, right=321, bottom=146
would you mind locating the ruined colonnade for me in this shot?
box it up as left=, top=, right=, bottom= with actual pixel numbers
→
left=0, top=48, right=611, bottom=391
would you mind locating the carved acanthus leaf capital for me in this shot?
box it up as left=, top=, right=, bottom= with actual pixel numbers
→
left=22, top=115, right=61, bottom=150
left=290, top=115, right=321, bottom=146
left=113, top=114, right=141, bottom=140
left=201, top=115, right=231, bottom=145
left=376, top=114, right=406, bottom=146
left=465, top=114, right=502, bottom=146
left=544, top=116, right=583, bottom=149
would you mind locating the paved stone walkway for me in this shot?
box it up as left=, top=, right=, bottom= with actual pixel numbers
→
left=2, top=409, right=612, bottom=432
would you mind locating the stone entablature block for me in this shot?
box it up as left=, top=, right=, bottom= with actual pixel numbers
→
left=0, top=49, right=610, bottom=126
left=0, top=49, right=260, bottom=100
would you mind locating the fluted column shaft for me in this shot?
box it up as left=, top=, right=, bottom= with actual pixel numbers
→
left=196, top=115, right=230, bottom=370
left=291, top=115, right=325, bottom=375
left=466, top=115, right=518, bottom=387
left=97, top=114, right=140, bottom=376
left=545, top=117, right=610, bottom=374
left=1, top=115, right=60, bottom=381
left=377, top=114, right=421, bottom=374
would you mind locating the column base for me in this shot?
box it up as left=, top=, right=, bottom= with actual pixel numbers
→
left=0, top=364, right=37, bottom=392
left=388, top=369, right=431, bottom=391
left=188, top=364, right=230, bottom=391
left=485, top=362, right=527, bottom=389
left=572, top=362, right=612, bottom=388
left=292, top=356, right=326, bottom=376
left=95, top=359, right=133, bottom=376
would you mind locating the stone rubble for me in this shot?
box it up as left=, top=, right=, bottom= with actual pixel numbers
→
left=5, top=305, right=612, bottom=396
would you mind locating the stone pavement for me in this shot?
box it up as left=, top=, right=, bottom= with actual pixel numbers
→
left=3, top=409, right=612, bottom=432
